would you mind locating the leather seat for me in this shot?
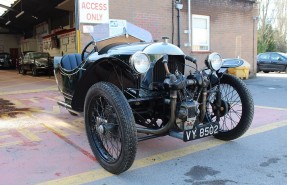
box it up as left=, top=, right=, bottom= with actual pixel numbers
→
left=61, top=54, right=82, bottom=71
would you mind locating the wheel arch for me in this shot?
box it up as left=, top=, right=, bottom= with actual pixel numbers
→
left=71, top=57, right=138, bottom=111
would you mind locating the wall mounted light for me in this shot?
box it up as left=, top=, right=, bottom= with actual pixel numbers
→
left=5, top=21, right=11, bottom=25
left=16, top=11, right=24, bottom=18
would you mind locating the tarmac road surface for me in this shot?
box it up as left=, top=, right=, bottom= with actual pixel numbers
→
left=0, top=70, right=286, bottom=185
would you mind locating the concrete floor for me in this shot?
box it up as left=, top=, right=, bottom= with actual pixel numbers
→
left=0, top=70, right=287, bottom=185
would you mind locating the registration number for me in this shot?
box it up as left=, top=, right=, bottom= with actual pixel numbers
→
left=183, top=122, right=219, bottom=142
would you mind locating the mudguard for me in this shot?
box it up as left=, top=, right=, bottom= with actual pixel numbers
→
left=218, top=58, right=244, bottom=75
left=71, top=57, right=138, bottom=111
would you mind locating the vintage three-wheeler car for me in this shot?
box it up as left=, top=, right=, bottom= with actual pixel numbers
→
left=54, top=21, right=254, bottom=174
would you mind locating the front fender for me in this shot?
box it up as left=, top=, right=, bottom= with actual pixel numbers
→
left=217, top=58, right=244, bottom=78
left=71, top=57, right=138, bottom=111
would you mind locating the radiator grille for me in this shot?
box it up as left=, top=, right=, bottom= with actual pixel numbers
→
left=153, top=56, right=185, bottom=82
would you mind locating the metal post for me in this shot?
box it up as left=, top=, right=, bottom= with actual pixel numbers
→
left=175, top=1, right=183, bottom=48
left=75, top=0, right=81, bottom=54
left=177, top=9, right=180, bottom=48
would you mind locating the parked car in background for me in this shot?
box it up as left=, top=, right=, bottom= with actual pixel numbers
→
left=257, top=52, right=287, bottom=73
left=0, top=52, right=13, bottom=69
left=17, top=51, right=35, bottom=72
left=19, top=52, right=53, bottom=76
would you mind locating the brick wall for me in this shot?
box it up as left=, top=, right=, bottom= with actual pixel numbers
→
left=76, top=0, right=258, bottom=76
left=107, top=0, right=258, bottom=76
left=188, top=0, right=259, bottom=76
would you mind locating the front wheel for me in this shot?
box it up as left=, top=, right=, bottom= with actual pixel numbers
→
left=32, top=66, right=38, bottom=76
left=207, top=74, right=254, bottom=140
left=20, top=66, right=26, bottom=75
left=84, top=82, right=137, bottom=174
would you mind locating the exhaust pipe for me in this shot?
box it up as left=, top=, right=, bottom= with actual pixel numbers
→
left=136, top=90, right=177, bottom=135
left=57, top=101, right=82, bottom=116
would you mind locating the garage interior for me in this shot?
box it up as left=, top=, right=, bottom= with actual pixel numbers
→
left=0, top=0, right=75, bottom=65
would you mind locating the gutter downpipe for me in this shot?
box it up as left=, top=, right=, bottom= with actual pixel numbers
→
left=177, top=8, right=181, bottom=48
left=188, top=0, right=191, bottom=47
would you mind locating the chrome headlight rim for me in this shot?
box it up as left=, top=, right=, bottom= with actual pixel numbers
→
left=129, top=51, right=151, bottom=74
left=35, top=61, right=41, bottom=66
left=206, top=52, right=223, bottom=71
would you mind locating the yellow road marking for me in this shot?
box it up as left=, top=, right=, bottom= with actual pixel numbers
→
left=0, top=141, right=23, bottom=148
left=0, top=79, right=53, bottom=90
left=0, top=135, right=11, bottom=139
left=18, top=128, right=42, bottom=142
left=55, top=121, right=82, bottom=134
left=254, top=105, right=287, bottom=111
left=38, top=120, right=287, bottom=185
left=0, top=86, right=58, bottom=95
left=42, top=123, right=69, bottom=137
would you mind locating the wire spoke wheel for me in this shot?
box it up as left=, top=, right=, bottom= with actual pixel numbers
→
left=85, top=82, right=137, bottom=174
left=206, top=74, right=254, bottom=140
left=89, top=96, right=122, bottom=162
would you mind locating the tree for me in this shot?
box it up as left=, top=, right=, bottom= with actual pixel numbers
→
left=258, top=23, right=275, bottom=53
left=257, top=0, right=287, bottom=53
left=273, top=0, right=287, bottom=52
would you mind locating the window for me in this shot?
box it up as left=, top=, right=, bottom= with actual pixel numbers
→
left=271, top=54, right=280, bottom=61
left=259, top=53, right=269, bottom=60
left=192, top=15, right=210, bottom=51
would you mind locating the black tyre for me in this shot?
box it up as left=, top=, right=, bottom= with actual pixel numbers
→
left=20, top=66, right=26, bottom=75
left=32, top=67, right=38, bottom=76
left=84, top=82, right=137, bottom=174
left=263, top=70, right=269, bottom=73
left=207, top=74, right=254, bottom=140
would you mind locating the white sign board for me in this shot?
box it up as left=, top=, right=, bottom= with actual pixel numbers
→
left=79, top=0, right=109, bottom=24
left=109, top=19, right=127, bottom=37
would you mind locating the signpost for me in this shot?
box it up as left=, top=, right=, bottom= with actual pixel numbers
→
left=75, top=0, right=109, bottom=53
left=78, top=0, right=109, bottom=24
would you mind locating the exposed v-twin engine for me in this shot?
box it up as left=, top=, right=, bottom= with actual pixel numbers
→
left=177, top=100, right=199, bottom=130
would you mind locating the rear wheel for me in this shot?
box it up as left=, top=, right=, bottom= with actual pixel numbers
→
left=206, top=74, right=254, bottom=140
left=20, top=66, right=26, bottom=75
left=263, top=70, right=269, bottom=73
left=32, top=66, right=38, bottom=76
left=84, top=82, right=137, bottom=174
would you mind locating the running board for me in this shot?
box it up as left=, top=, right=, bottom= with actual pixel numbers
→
left=169, top=130, right=184, bottom=140
left=57, top=101, right=83, bottom=116
left=137, top=134, right=164, bottom=142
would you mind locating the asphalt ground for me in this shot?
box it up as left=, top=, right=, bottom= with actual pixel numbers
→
left=0, top=70, right=286, bottom=185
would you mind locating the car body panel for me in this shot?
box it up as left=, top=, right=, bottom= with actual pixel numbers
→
left=257, top=52, right=287, bottom=72
left=0, top=52, right=13, bottom=68
left=54, top=41, right=186, bottom=111
left=20, top=52, right=53, bottom=74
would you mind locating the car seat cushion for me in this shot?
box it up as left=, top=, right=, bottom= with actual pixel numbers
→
left=61, top=54, right=82, bottom=70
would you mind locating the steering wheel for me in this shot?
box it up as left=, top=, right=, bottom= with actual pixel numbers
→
left=81, top=40, right=97, bottom=61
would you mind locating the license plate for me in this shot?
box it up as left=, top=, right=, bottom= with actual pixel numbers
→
left=183, top=122, right=219, bottom=142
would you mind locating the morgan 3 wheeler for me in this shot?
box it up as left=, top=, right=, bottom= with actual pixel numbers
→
left=54, top=22, right=254, bottom=174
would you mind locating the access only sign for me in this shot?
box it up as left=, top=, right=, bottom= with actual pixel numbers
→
left=79, top=0, right=109, bottom=24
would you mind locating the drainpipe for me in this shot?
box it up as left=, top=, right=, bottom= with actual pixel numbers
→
left=188, top=0, right=191, bottom=47
left=175, top=1, right=183, bottom=48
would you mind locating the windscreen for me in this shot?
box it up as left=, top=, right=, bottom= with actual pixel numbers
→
left=82, top=20, right=153, bottom=43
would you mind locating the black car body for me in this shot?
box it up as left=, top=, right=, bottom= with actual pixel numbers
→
left=0, top=52, right=13, bottom=68
left=19, top=52, right=53, bottom=76
left=257, top=52, right=287, bottom=73
left=17, top=51, right=35, bottom=71
left=54, top=22, right=254, bottom=174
